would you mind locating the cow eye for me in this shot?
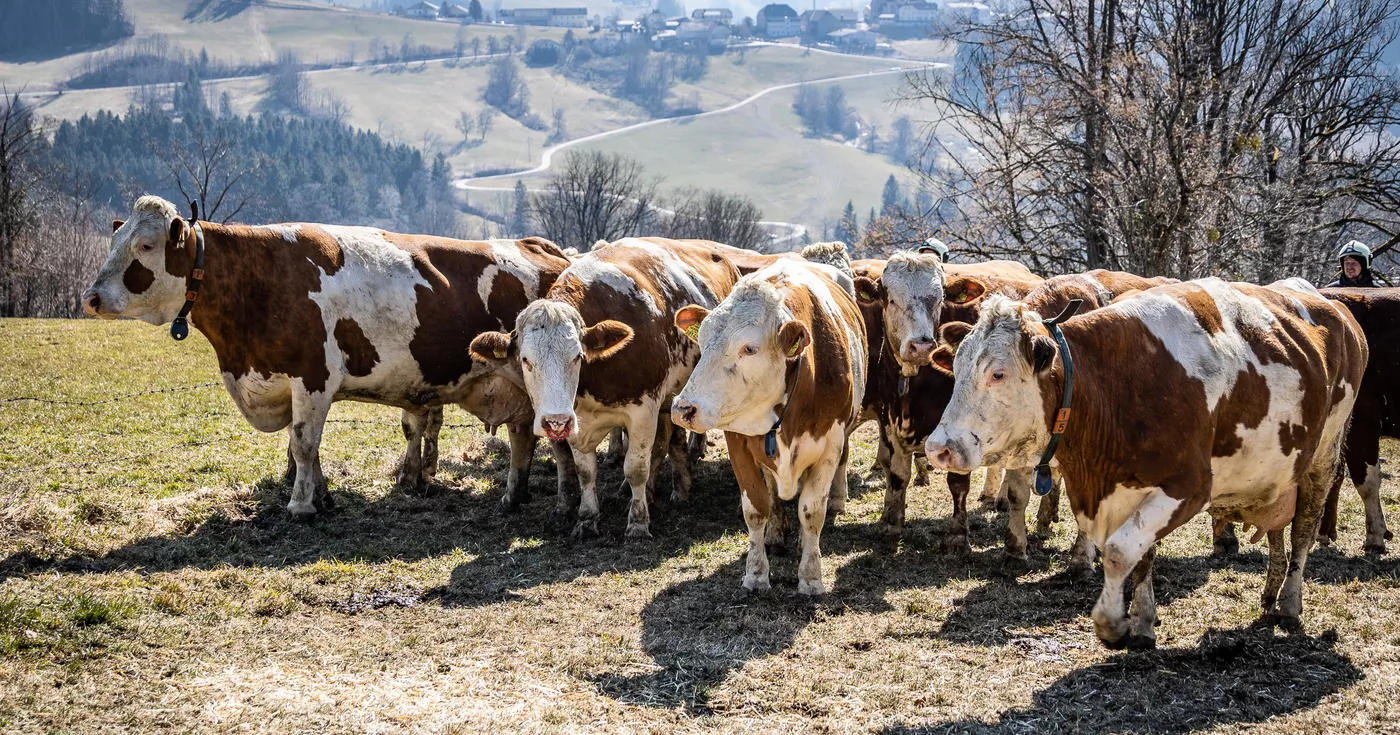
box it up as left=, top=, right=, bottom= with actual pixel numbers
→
left=740, top=344, right=758, bottom=356
left=139, top=241, right=155, bottom=253
left=990, top=370, right=1006, bottom=383
left=521, top=357, right=532, bottom=371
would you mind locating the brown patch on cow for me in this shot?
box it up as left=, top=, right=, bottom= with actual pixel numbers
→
left=1177, top=285, right=1225, bottom=334
left=1211, top=364, right=1271, bottom=458
left=122, top=260, right=155, bottom=294
left=334, top=318, right=380, bottom=377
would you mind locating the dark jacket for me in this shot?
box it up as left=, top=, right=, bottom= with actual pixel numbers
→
left=1326, top=270, right=1378, bottom=288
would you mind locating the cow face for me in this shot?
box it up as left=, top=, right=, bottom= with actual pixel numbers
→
left=82, top=196, right=192, bottom=325
left=671, top=279, right=809, bottom=436
left=471, top=300, right=632, bottom=441
left=924, top=296, right=1056, bottom=472
left=855, top=252, right=945, bottom=376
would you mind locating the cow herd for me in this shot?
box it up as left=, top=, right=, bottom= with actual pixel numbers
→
left=79, top=195, right=1398, bottom=651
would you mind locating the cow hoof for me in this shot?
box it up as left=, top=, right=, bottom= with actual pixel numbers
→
left=498, top=494, right=524, bottom=514
left=571, top=519, right=599, bottom=540
left=827, top=502, right=846, bottom=517
left=1118, top=634, right=1156, bottom=651
left=1000, top=553, right=1028, bottom=576
left=1364, top=541, right=1387, bottom=556
left=287, top=502, right=317, bottom=521
left=1066, top=561, right=1095, bottom=580
left=1212, top=535, right=1239, bottom=558
left=1033, top=523, right=1054, bottom=539
left=982, top=497, right=1009, bottom=513
left=878, top=521, right=903, bottom=539
left=742, top=576, right=771, bottom=594
left=547, top=507, right=574, bottom=530
left=625, top=525, right=653, bottom=542
left=668, top=491, right=688, bottom=504
left=942, top=534, right=971, bottom=557
left=1261, top=612, right=1303, bottom=635
left=313, top=488, right=335, bottom=512
left=796, top=579, right=826, bottom=596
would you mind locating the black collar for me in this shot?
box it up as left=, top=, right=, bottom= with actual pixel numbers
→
left=1033, top=299, right=1083, bottom=496
left=764, top=354, right=803, bottom=459
left=170, top=200, right=206, bottom=342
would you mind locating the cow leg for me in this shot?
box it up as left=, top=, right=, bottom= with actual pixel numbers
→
left=946, top=471, right=972, bottom=555
left=420, top=407, right=443, bottom=484
left=978, top=466, right=1006, bottom=510
left=645, top=415, right=671, bottom=506
left=286, top=389, right=334, bottom=517
left=603, top=426, right=627, bottom=469
left=741, top=479, right=773, bottom=592
left=796, top=449, right=842, bottom=596
left=396, top=407, right=431, bottom=491
left=1034, top=473, right=1062, bottom=537
left=1260, top=529, right=1288, bottom=612
left=827, top=439, right=850, bottom=518
left=913, top=454, right=931, bottom=487
left=283, top=441, right=328, bottom=506
left=763, top=473, right=789, bottom=551
left=1357, top=462, right=1390, bottom=554
left=499, top=423, right=538, bottom=512
left=686, top=430, right=707, bottom=465
left=1068, top=529, right=1096, bottom=575
left=1213, top=521, right=1240, bottom=557
left=1003, top=469, right=1031, bottom=561
left=1124, top=546, right=1158, bottom=647
left=1343, top=408, right=1389, bottom=553
left=571, top=447, right=601, bottom=539
left=1092, top=489, right=1191, bottom=649
left=1270, top=468, right=1329, bottom=631
left=869, top=429, right=892, bottom=483
left=549, top=439, right=578, bottom=525
left=622, top=413, right=659, bottom=540
left=667, top=420, right=692, bottom=504
left=878, top=423, right=909, bottom=536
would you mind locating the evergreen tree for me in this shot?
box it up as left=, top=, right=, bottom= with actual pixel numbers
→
left=835, top=201, right=858, bottom=244
left=469, top=0, right=484, bottom=21
left=881, top=174, right=901, bottom=214
left=511, top=180, right=530, bottom=236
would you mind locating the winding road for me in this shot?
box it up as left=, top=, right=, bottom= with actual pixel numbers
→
left=452, top=54, right=946, bottom=247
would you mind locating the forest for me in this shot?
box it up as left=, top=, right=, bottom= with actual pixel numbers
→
left=0, top=0, right=135, bottom=59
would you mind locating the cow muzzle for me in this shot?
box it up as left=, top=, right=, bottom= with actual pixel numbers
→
left=670, top=398, right=712, bottom=433
left=538, top=413, right=575, bottom=441
left=81, top=289, right=104, bottom=317
left=925, top=431, right=979, bottom=473
left=901, top=337, right=936, bottom=364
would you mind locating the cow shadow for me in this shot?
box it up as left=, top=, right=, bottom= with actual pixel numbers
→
left=881, top=628, right=1360, bottom=734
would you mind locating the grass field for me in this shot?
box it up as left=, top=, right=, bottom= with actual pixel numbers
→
left=2, top=317, right=1400, bottom=732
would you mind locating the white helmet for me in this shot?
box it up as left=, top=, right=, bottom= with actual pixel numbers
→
left=917, top=237, right=950, bottom=261
left=1338, top=240, right=1372, bottom=269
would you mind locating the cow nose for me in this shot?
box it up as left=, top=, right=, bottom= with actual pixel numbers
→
left=82, top=290, right=101, bottom=316
left=672, top=400, right=698, bottom=427
left=928, top=446, right=954, bottom=470
left=904, top=338, right=935, bottom=358
left=540, top=414, right=574, bottom=438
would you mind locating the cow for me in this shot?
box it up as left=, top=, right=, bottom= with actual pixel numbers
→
left=924, top=278, right=1366, bottom=648
left=850, top=255, right=1043, bottom=554
left=468, top=237, right=740, bottom=540
left=1317, top=288, right=1397, bottom=553
left=81, top=195, right=572, bottom=517
left=670, top=249, right=867, bottom=595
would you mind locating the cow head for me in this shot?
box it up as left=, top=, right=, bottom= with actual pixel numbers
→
left=82, top=196, right=195, bottom=324
left=670, top=277, right=810, bottom=436
left=854, top=251, right=945, bottom=377
left=924, top=295, right=1057, bottom=472
left=469, top=300, right=632, bottom=441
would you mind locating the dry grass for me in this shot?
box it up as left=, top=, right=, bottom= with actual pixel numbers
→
left=2, top=317, right=1400, bottom=733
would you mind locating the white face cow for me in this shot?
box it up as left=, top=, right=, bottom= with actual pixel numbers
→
left=469, top=300, right=632, bottom=441
left=924, top=296, right=1056, bottom=472
left=82, top=196, right=193, bottom=324
left=854, top=251, right=945, bottom=377
left=670, top=277, right=810, bottom=437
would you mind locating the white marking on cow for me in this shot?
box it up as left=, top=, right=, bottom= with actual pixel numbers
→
left=1086, top=487, right=1181, bottom=642
left=477, top=264, right=501, bottom=325
left=563, top=249, right=660, bottom=316
left=260, top=224, right=301, bottom=243
left=487, top=239, right=541, bottom=301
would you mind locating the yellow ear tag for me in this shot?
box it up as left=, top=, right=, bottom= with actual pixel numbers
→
left=788, top=340, right=801, bottom=357
left=859, top=290, right=873, bottom=301
left=684, top=323, right=700, bottom=341
left=494, top=347, right=507, bottom=359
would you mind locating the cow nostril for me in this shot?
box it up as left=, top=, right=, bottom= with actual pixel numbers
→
left=84, top=292, right=101, bottom=313
left=930, top=447, right=953, bottom=469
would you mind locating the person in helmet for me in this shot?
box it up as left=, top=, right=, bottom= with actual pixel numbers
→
left=917, top=237, right=950, bottom=262
left=1327, top=240, right=1378, bottom=288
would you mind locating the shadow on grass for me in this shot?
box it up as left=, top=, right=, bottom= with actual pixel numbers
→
left=881, top=628, right=1360, bottom=734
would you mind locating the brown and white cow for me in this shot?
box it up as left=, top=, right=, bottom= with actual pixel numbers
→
left=1318, top=287, right=1397, bottom=553
left=850, top=255, right=1043, bottom=552
left=925, top=278, right=1366, bottom=648
left=670, top=253, right=867, bottom=595
left=469, top=237, right=740, bottom=540
left=82, top=196, right=571, bottom=517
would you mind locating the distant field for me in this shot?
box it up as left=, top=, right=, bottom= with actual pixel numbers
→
left=1, top=318, right=1399, bottom=732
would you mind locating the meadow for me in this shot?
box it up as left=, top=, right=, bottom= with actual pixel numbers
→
left=1, top=318, right=1398, bottom=732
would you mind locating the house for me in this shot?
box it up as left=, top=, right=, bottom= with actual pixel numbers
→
left=440, top=2, right=472, bottom=18
left=498, top=7, right=589, bottom=26
left=942, top=1, right=990, bottom=23
left=691, top=8, right=733, bottom=23
left=828, top=27, right=877, bottom=48
left=675, top=19, right=731, bottom=49
left=401, top=1, right=441, bottom=18
left=827, top=8, right=860, bottom=26
left=894, top=1, right=939, bottom=26
left=799, top=10, right=845, bottom=40
left=756, top=3, right=801, bottom=37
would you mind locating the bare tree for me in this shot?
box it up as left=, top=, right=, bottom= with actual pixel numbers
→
left=901, top=0, right=1400, bottom=281
left=476, top=107, right=495, bottom=140
left=154, top=119, right=259, bottom=223
left=531, top=151, right=659, bottom=251
left=0, top=93, right=44, bottom=317
left=660, top=187, right=769, bottom=250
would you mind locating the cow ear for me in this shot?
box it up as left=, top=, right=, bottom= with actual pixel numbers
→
left=1031, top=333, right=1057, bottom=373
left=938, top=321, right=973, bottom=349
left=854, top=276, right=884, bottom=306
left=930, top=344, right=956, bottom=376
left=945, top=276, right=988, bottom=305
left=469, top=330, right=515, bottom=365
left=111, top=219, right=125, bottom=233
left=675, top=304, right=710, bottom=342
left=777, top=320, right=811, bottom=361
left=582, top=320, right=634, bottom=361
left=168, top=218, right=187, bottom=246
